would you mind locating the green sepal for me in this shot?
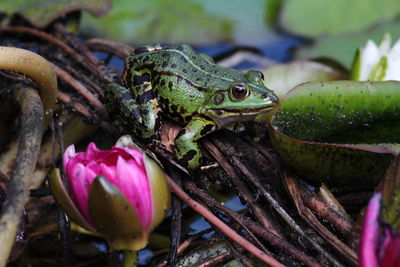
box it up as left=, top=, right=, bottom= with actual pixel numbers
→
left=143, top=154, right=171, bottom=231
left=350, top=48, right=362, bottom=81
left=48, top=168, right=97, bottom=233
left=369, top=56, right=387, bottom=81
left=381, top=156, right=400, bottom=230
left=88, top=175, right=147, bottom=251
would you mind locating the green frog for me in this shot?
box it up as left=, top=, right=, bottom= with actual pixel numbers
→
left=106, top=44, right=278, bottom=169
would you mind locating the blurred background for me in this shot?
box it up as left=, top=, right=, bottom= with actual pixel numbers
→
left=80, top=0, right=400, bottom=68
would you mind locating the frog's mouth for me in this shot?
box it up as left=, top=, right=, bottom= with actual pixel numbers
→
left=217, top=106, right=275, bottom=114
left=210, top=106, right=276, bottom=127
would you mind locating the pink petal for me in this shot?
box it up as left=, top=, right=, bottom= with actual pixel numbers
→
left=86, top=142, right=114, bottom=162
left=99, top=162, right=116, bottom=181
left=101, top=152, right=120, bottom=166
left=112, top=146, right=144, bottom=166
left=380, top=229, right=400, bottom=267
left=113, top=156, right=153, bottom=233
left=86, top=142, right=121, bottom=166
left=86, top=142, right=117, bottom=165
left=63, top=145, right=76, bottom=170
left=85, top=142, right=101, bottom=161
left=381, top=227, right=393, bottom=259
left=359, top=193, right=381, bottom=267
left=62, top=143, right=155, bottom=234
left=65, top=155, right=83, bottom=179
left=68, top=163, right=97, bottom=225
left=86, top=161, right=102, bottom=175
left=91, top=143, right=111, bottom=161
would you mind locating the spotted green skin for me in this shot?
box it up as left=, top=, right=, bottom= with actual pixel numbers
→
left=106, top=44, right=278, bottom=169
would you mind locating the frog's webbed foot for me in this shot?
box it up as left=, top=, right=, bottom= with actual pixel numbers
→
left=132, top=101, right=161, bottom=139
left=174, top=117, right=216, bottom=170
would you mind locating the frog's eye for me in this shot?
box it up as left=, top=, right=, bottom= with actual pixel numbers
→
left=245, top=70, right=264, bottom=84
left=259, top=71, right=265, bottom=81
left=229, top=83, right=249, bottom=100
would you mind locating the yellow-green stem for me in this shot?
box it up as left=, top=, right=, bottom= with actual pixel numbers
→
left=0, top=46, right=57, bottom=128
left=123, top=250, right=137, bottom=267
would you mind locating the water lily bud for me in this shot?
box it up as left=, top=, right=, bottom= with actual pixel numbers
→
left=359, top=193, right=400, bottom=266
left=49, top=142, right=171, bottom=251
left=351, top=33, right=400, bottom=81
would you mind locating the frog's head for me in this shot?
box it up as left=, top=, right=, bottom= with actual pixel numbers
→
left=204, top=70, right=278, bottom=128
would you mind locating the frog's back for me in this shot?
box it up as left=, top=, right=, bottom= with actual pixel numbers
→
left=128, top=44, right=246, bottom=92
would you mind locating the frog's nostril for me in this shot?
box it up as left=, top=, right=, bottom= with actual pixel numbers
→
left=134, top=46, right=150, bottom=54
left=262, top=93, right=278, bottom=102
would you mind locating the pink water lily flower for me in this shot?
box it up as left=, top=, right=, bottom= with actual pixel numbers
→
left=359, top=193, right=400, bottom=267
left=50, top=142, right=171, bottom=251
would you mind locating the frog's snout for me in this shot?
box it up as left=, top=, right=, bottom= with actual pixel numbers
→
left=261, top=93, right=279, bottom=103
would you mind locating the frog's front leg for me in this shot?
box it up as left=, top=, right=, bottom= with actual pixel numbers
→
left=105, top=83, right=160, bottom=139
left=174, top=117, right=216, bottom=170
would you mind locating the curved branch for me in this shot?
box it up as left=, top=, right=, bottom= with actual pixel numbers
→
left=0, top=27, right=99, bottom=75
left=85, top=38, right=134, bottom=59
left=0, top=86, right=44, bottom=266
left=0, top=46, right=57, bottom=128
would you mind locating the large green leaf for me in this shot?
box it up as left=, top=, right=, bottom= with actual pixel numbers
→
left=0, top=0, right=111, bottom=28
left=279, top=0, right=400, bottom=37
left=269, top=80, right=400, bottom=187
left=81, top=0, right=234, bottom=45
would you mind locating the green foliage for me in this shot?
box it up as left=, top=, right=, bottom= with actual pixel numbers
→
left=279, top=0, right=400, bottom=37
left=297, top=22, right=400, bottom=68
left=0, top=0, right=111, bottom=28
left=265, top=0, right=282, bottom=26
left=269, top=81, right=400, bottom=187
left=81, top=0, right=234, bottom=45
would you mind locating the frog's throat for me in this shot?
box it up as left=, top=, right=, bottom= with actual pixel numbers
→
left=210, top=106, right=275, bottom=128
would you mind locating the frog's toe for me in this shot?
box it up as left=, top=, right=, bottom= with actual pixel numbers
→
left=200, top=162, right=219, bottom=171
left=178, top=149, right=201, bottom=170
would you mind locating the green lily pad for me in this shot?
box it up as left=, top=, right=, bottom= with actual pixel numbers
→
left=269, top=80, right=400, bottom=187
left=297, top=21, right=400, bottom=68
left=0, top=0, right=111, bottom=28
left=279, top=0, right=400, bottom=37
left=261, top=60, right=347, bottom=98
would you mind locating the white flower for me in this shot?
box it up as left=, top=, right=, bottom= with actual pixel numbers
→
left=351, top=34, right=400, bottom=81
